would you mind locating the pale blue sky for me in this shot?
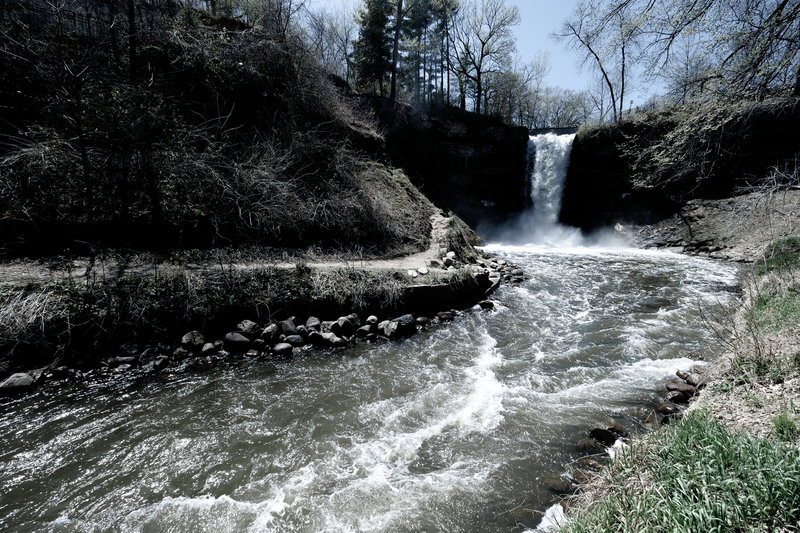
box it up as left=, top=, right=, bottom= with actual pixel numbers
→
left=311, top=0, right=653, bottom=104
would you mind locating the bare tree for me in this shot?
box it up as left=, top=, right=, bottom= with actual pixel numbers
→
left=450, top=0, right=519, bottom=114
left=558, top=0, right=641, bottom=122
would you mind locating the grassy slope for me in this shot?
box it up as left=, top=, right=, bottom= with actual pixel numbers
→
left=560, top=235, right=800, bottom=532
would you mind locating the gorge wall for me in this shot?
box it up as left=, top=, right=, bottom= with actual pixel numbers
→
left=560, top=97, right=800, bottom=230
left=380, top=103, right=529, bottom=229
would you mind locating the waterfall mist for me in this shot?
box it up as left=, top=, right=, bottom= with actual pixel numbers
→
left=482, top=133, right=625, bottom=248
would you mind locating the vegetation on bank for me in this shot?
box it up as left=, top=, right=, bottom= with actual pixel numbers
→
left=0, top=259, right=487, bottom=374
left=558, top=234, right=800, bottom=532
left=561, top=412, right=800, bottom=532
left=0, top=7, right=434, bottom=257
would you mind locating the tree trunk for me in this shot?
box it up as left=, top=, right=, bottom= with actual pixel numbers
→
left=127, top=0, right=136, bottom=84
left=475, top=73, right=482, bottom=114
left=107, top=0, right=120, bottom=69
left=794, top=65, right=800, bottom=97
left=389, top=0, right=403, bottom=102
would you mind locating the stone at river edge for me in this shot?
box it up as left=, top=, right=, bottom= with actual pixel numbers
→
left=181, top=330, right=205, bottom=352
left=0, top=373, right=35, bottom=393
left=223, top=332, right=251, bottom=353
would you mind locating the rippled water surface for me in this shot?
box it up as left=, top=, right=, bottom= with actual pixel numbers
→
left=0, top=244, right=738, bottom=532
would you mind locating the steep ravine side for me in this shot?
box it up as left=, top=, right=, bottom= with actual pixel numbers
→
left=560, top=97, right=800, bottom=231
left=378, top=102, right=530, bottom=229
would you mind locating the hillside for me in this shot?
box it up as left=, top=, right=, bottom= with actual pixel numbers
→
left=0, top=8, right=433, bottom=258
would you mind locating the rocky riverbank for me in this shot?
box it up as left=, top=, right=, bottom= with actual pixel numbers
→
left=0, top=241, right=528, bottom=396
left=552, top=187, right=800, bottom=532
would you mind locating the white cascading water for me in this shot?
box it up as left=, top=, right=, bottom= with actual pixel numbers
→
left=528, top=133, right=575, bottom=228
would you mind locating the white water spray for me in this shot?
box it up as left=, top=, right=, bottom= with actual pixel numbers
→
left=489, top=132, right=626, bottom=247
left=529, top=133, right=575, bottom=228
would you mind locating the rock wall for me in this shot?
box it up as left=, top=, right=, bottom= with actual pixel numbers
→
left=560, top=98, right=800, bottom=230
left=380, top=102, right=529, bottom=229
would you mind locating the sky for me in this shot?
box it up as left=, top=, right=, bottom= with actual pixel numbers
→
left=312, top=0, right=655, bottom=104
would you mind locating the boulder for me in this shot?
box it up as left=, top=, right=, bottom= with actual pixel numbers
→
left=223, top=332, right=251, bottom=353
left=365, top=315, right=379, bottom=326
left=478, top=300, right=495, bottom=310
left=383, top=320, right=401, bottom=340
left=309, top=331, right=346, bottom=347
left=273, top=343, right=294, bottom=356
left=295, top=325, right=309, bottom=338
left=384, top=314, right=416, bottom=340
left=153, top=356, right=170, bottom=370
left=285, top=335, right=305, bottom=347
left=201, top=343, right=217, bottom=355
left=665, top=390, right=689, bottom=404
left=335, top=316, right=355, bottom=337
left=181, top=330, right=205, bottom=352
left=676, top=369, right=703, bottom=388
left=261, top=323, right=280, bottom=342
left=666, top=381, right=697, bottom=396
left=589, top=428, right=618, bottom=447
left=278, top=318, right=297, bottom=336
left=237, top=320, right=260, bottom=336
left=356, top=325, right=373, bottom=338
left=656, top=403, right=681, bottom=416
left=408, top=269, right=419, bottom=278
left=416, top=316, right=430, bottom=327
left=251, top=338, right=267, bottom=351
left=346, top=313, right=362, bottom=328
left=443, top=256, right=454, bottom=267
left=418, top=267, right=429, bottom=276
left=0, top=373, right=35, bottom=393
left=305, top=316, right=321, bottom=331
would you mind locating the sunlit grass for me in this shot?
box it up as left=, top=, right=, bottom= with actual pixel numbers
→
left=561, top=412, right=800, bottom=532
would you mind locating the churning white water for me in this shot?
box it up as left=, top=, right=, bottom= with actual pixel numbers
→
left=0, top=135, right=741, bottom=532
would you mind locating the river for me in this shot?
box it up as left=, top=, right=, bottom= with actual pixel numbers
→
left=0, top=134, right=740, bottom=532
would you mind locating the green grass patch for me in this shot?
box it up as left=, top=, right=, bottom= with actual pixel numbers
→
left=748, top=286, right=800, bottom=332
left=773, top=412, right=799, bottom=442
left=561, top=412, right=800, bottom=533
left=756, top=236, right=800, bottom=275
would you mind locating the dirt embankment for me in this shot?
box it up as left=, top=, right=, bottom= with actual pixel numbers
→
left=633, top=189, right=800, bottom=262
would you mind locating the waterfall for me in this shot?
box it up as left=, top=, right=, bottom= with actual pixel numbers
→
left=514, top=132, right=582, bottom=246
left=485, top=131, right=625, bottom=248
left=528, top=133, right=576, bottom=228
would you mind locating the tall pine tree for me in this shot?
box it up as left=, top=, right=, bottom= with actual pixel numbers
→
left=353, top=0, right=392, bottom=96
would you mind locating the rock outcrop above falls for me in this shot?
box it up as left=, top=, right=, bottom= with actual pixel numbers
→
left=560, top=97, right=800, bottom=230
left=379, top=102, right=529, bottom=229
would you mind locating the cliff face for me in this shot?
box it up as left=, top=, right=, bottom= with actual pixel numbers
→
left=560, top=98, right=800, bottom=230
left=381, top=103, right=529, bottom=229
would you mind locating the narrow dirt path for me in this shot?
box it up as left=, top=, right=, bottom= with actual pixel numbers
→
left=0, top=211, right=452, bottom=284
